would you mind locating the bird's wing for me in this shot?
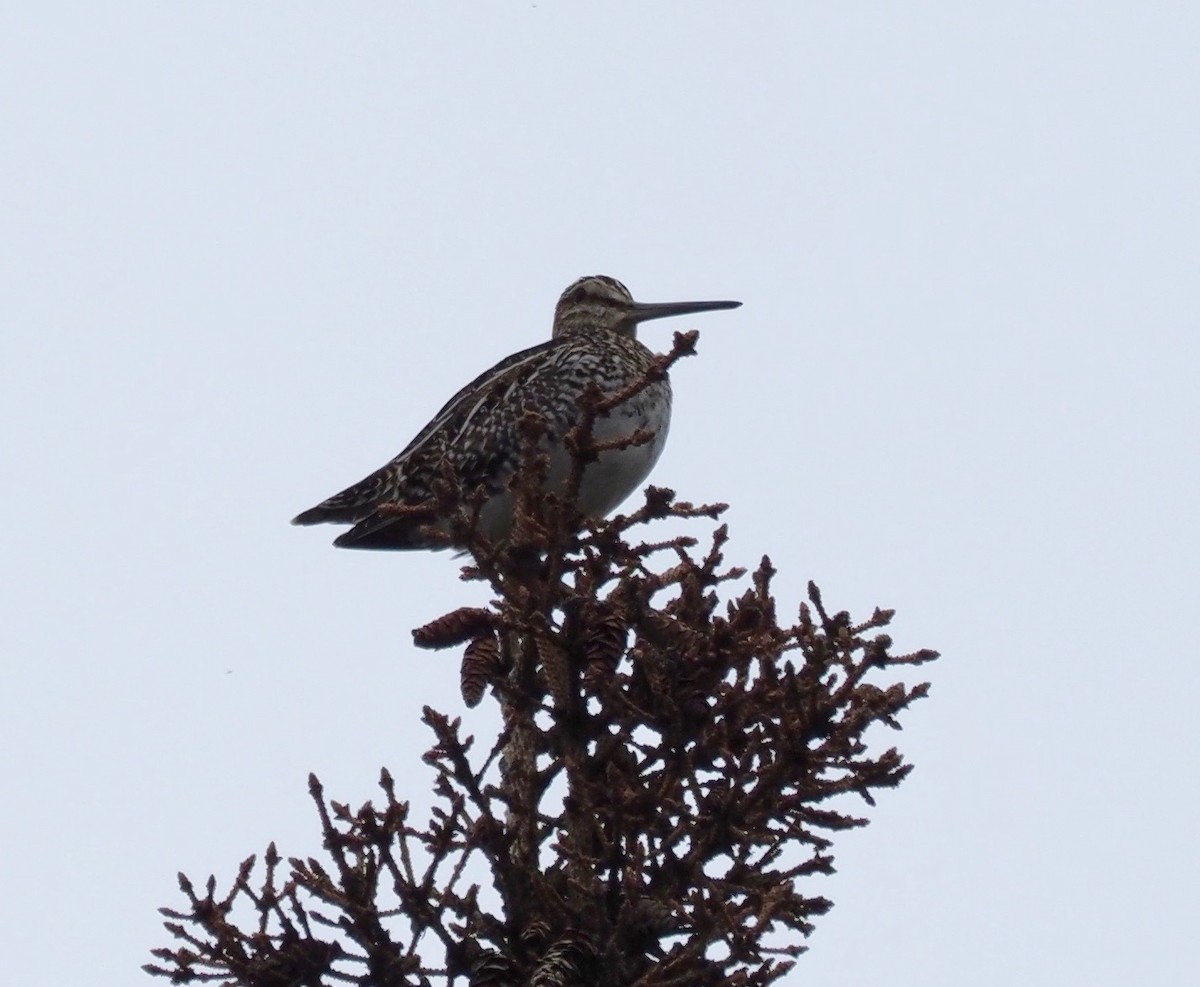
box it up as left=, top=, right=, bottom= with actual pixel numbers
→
left=387, top=336, right=565, bottom=467
left=292, top=336, right=571, bottom=526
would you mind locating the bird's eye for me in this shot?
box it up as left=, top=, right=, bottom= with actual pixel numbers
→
left=569, top=286, right=589, bottom=304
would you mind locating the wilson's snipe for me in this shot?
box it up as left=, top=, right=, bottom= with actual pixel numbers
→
left=292, top=275, right=740, bottom=550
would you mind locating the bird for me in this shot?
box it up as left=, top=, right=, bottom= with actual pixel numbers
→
left=292, top=275, right=741, bottom=550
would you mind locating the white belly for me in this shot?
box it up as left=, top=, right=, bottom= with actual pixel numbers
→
left=570, top=404, right=671, bottom=517
left=477, top=385, right=672, bottom=540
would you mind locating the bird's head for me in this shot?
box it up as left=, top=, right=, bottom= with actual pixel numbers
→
left=552, top=275, right=741, bottom=339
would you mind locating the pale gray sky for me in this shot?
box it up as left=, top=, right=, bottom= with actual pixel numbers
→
left=2, top=4, right=1197, bottom=984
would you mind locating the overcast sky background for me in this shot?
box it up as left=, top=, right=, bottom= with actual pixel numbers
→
left=3, top=4, right=1198, bottom=984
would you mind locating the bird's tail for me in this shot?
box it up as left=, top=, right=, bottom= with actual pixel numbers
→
left=291, top=463, right=400, bottom=526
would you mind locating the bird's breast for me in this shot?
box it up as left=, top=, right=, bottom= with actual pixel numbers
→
left=563, top=377, right=672, bottom=519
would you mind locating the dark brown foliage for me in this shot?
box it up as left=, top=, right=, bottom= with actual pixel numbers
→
left=147, top=331, right=937, bottom=987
